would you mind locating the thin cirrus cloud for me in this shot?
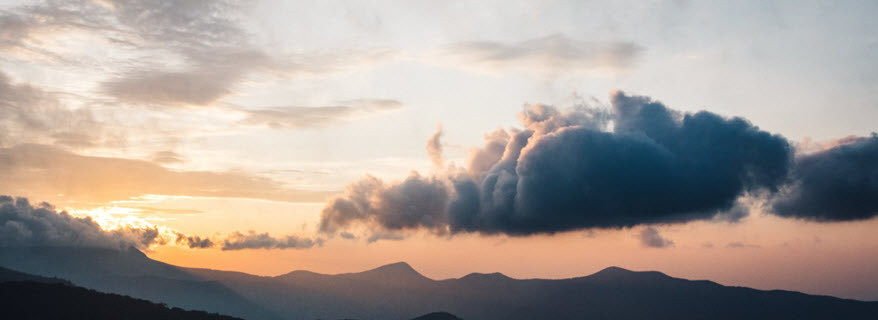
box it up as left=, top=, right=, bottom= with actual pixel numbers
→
left=318, top=91, right=878, bottom=240
left=441, top=34, right=645, bottom=74
left=239, top=99, right=403, bottom=130
left=0, top=144, right=334, bottom=205
left=0, top=1, right=396, bottom=108
left=0, top=71, right=102, bottom=148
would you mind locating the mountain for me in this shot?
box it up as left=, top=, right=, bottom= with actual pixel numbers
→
left=0, top=265, right=71, bottom=285
left=0, top=281, right=241, bottom=320
left=410, top=312, right=464, bottom=320
left=3, top=246, right=877, bottom=320
left=189, top=262, right=878, bottom=320
left=0, top=247, right=279, bottom=320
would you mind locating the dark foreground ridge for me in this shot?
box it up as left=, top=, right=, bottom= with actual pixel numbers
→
left=2, top=246, right=877, bottom=320
left=0, top=267, right=240, bottom=320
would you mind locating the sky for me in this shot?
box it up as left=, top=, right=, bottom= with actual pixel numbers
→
left=1, top=0, right=878, bottom=301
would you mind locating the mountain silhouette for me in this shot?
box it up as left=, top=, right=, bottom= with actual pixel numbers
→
left=3, top=246, right=878, bottom=320
left=0, top=280, right=241, bottom=319
left=410, top=311, right=464, bottom=320
left=0, top=246, right=279, bottom=320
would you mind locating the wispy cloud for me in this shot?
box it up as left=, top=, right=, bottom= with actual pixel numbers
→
left=0, top=71, right=102, bottom=148
left=440, top=34, right=644, bottom=74
left=220, top=231, right=323, bottom=250
left=239, top=99, right=403, bottom=129
left=0, top=144, right=334, bottom=204
left=639, top=227, right=674, bottom=248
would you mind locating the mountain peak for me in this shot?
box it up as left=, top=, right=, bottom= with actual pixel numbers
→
left=372, top=261, right=416, bottom=273
left=587, top=266, right=671, bottom=282
left=594, top=266, right=633, bottom=275
left=346, top=261, right=429, bottom=284
left=460, top=272, right=512, bottom=281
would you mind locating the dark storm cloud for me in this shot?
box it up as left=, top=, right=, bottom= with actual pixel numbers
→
left=639, top=227, right=674, bottom=248
left=319, top=91, right=794, bottom=237
left=220, top=231, right=323, bottom=250
left=0, top=195, right=163, bottom=250
left=772, top=134, right=878, bottom=221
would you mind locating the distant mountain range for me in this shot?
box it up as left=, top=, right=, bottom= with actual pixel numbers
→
left=2, top=246, right=877, bottom=320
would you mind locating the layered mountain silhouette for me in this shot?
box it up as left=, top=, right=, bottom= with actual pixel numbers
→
left=2, top=246, right=877, bottom=320
left=0, top=266, right=241, bottom=320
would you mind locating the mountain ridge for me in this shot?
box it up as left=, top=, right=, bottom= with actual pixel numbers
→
left=3, top=246, right=877, bottom=320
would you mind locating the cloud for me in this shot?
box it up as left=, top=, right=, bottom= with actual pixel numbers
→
left=0, top=195, right=163, bottom=250
left=639, top=227, right=674, bottom=248
left=772, top=134, right=878, bottom=221
left=239, top=99, right=402, bottom=129
left=366, top=231, right=405, bottom=244
left=0, top=144, right=334, bottom=204
left=175, top=233, right=214, bottom=249
left=320, top=91, right=797, bottom=236
left=319, top=173, right=450, bottom=234
left=426, top=125, right=445, bottom=169
left=0, top=1, right=394, bottom=108
left=442, top=34, right=644, bottom=74
left=339, top=232, right=357, bottom=240
left=0, top=71, right=102, bottom=148
left=220, top=231, right=323, bottom=250
left=319, top=91, right=793, bottom=236
left=151, top=151, right=185, bottom=164
left=726, top=241, right=761, bottom=249
left=0, top=195, right=323, bottom=251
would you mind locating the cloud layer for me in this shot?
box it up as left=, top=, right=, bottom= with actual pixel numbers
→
left=0, top=144, right=333, bottom=204
left=1, top=195, right=323, bottom=251
left=0, top=196, right=162, bottom=250
left=320, top=91, right=794, bottom=236
left=220, top=231, right=323, bottom=251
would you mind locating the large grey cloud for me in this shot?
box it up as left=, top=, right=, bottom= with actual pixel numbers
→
left=319, top=91, right=794, bottom=236
left=772, top=134, right=878, bottom=221
left=0, top=195, right=163, bottom=250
